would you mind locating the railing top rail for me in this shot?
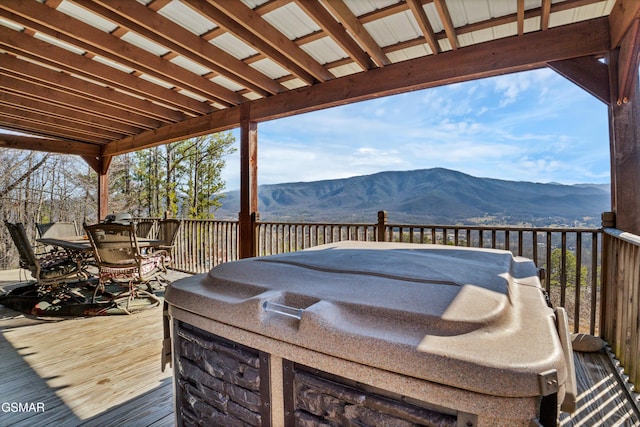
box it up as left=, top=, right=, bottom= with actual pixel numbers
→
left=603, top=227, right=640, bottom=246
left=256, top=221, right=376, bottom=227
left=386, top=224, right=601, bottom=233
left=134, top=217, right=238, bottom=224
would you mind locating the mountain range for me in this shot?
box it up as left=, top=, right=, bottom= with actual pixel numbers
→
left=214, top=168, right=610, bottom=227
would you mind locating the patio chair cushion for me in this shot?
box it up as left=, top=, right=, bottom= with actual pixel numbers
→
left=99, top=254, right=167, bottom=282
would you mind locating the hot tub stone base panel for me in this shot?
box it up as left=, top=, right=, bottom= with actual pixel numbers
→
left=287, top=363, right=457, bottom=427
left=174, top=321, right=463, bottom=427
left=175, top=322, right=269, bottom=427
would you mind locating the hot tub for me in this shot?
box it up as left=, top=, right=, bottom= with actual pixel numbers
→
left=164, top=241, right=576, bottom=426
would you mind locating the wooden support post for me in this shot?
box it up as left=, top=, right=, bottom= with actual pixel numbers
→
left=97, top=155, right=112, bottom=221
left=377, top=210, right=387, bottom=242
left=608, top=46, right=640, bottom=235
left=239, top=104, right=258, bottom=259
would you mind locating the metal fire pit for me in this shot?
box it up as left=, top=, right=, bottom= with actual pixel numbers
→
left=164, top=241, right=576, bottom=427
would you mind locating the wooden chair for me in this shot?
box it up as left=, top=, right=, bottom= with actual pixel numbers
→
left=5, top=221, right=87, bottom=297
left=36, top=221, right=79, bottom=238
left=135, top=220, right=155, bottom=239
left=84, top=223, right=169, bottom=313
left=157, top=219, right=181, bottom=251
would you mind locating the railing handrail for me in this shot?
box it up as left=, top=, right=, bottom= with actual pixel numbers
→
left=603, top=226, right=640, bottom=245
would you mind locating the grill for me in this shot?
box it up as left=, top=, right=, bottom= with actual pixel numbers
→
left=164, top=241, right=576, bottom=426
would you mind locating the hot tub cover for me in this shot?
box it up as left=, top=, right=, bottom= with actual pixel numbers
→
left=166, top=241, right=572, bottom=400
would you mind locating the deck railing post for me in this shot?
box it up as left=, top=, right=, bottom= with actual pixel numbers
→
left=377, top=210, right=387, bottom=242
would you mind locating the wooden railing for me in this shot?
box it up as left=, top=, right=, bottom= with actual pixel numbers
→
left=255, top=221, right=378, bottom=255
left=146, top=213, right=603, bottom=335
left=138, top=218, right=238, bottom=274
left=255, top=214, right=601, bottom=336
left=601, top=228, right=640, bottom=388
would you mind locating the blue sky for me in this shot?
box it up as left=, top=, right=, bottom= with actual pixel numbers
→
left=222, top=67, right=610, bottom=191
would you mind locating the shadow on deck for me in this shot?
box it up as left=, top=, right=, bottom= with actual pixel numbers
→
left=0, top=271, right=638, bottom=426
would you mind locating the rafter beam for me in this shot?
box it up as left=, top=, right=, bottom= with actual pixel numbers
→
left=609, top=0, right=640, bottom=48
left=434, top=0, right=459, bottom=50
left=182, top=0, right=317, bottom=85
left=89, top=0, right=283, bottom=96
left=0, top=0, right=241, bottom=106
left=0, top=68, right=163, bottom=130
left=294, top=0, right=374, bottom=70
left=406, top=0, right=440, bottom=54
left=207, top=0, right=334, bottom=82
left=319, top=0, right=391, bottom=67
left=517, top=0, right=525, bottom=35
left=0, top=25, right=213, bottom=117
left=541, top=0, right=552, bottom=30
left=0, top=133, right=100, bottom=157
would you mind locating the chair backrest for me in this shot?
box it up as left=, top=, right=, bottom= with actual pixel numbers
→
left=158, top=219, right=181, bottom=247
left=4, top=221, right=38, bottom=273
left=135, top=221, right=155, bottom=239
left=85, top=223, right=139, bottom=267
left=36, top=221, right=79, bottom=238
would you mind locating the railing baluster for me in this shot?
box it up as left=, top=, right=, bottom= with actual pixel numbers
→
left=591, top=231, right=598, bottom=335
left=574, top=232, right=582, bottom=333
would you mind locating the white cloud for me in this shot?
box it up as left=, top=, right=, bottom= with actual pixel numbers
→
left=219, top=69, right=610, bottom=191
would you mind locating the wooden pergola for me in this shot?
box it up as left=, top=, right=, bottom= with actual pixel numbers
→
left=0, top=0, right=639, bottom=258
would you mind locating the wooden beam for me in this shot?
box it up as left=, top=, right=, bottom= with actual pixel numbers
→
left=547, top=56, right=611, bottom=104
left=616, top=18, right=640, bottom=103
left=2, top=0, right=243, bottom=107
left=0, top=25, right=214, bottom=116
left=0, top=114, right=111, bottom=144
left=208, top=0, right=334, bottom=82
left=0, top=71, right=163, bottom=131
left=320, top=0, right=391, bottom=66
left=0, top=133, right=100, bottom=157
left=238, top=103, right=258, bottom=259
left=406, top=0, right=440, bottom=54
left=0, top=105, right=125, bottom=140
left=433, top=0, right=458, bottom=50
left=608, top=47, right=640, bottom=235
left=541, top=0, right=552, bottom=30
left=90, top=0, right=283, bottom=96
left=182, top=0, right=316, bottom=85
left=104, top=17, right=610, bottom=156
left=103, top=106, right=241, bottom=156
left=609, top=0, right=640, bottom=48
left=81, top=155, right=100, bottom=174
left=517, top=0, right=525, bottom=36
left=294, top=0, right=374, bottom=70
left=0, top=54, right=185, bottom=124
left=0, top=90, right=147, bottom=135
left=97, top=156, right=111, bottom=220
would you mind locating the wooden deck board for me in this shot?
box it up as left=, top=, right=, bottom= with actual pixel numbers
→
left=1, top=286, right=639, bottom=426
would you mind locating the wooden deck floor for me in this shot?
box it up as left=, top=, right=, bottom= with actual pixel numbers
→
left=1, top=280, right=638, bottom=426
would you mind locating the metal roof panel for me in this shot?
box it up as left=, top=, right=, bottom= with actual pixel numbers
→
left=262, top=2, right=320, bottom=40
left=209, top=33, right=258, bottom=60
left=56, top=0, right=118, bottom=33
left=250, top=58, right=291, bottom=80
left=301, top=37, right=348, bottom=65
left=343, top=0, right=399, bottom=17
left=366, top=11, right=421, bottom=47
left=158, top=0, right=217, bottom=36
left=120, top=32, right=170, bottom=57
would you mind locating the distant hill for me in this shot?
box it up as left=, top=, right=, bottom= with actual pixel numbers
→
left=214, top=168, right=610, bottom=227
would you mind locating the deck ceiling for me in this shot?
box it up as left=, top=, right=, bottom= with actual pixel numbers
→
left=0, top=0, right=637, bottom=162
